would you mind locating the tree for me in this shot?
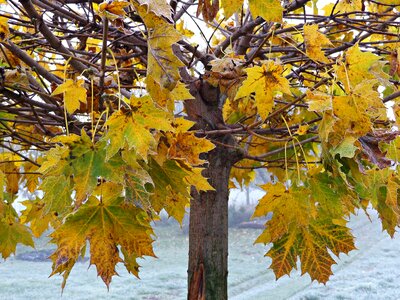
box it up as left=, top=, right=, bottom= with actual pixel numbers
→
left=0, top=0, right=400, bottom=298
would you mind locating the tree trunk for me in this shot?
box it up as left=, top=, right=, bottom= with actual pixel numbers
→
left=184, top=78, right=242, bottom=300
left=188, top=146, right=235, bottom=300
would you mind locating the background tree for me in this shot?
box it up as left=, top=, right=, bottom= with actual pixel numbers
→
left=0, top=0, right=400, bottom=298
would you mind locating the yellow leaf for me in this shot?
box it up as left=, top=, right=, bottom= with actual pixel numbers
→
left=185, top=167, right=214, bottom=192
left=0, top=219, right=34, bottom=259
left=133, top=4, right=183, bottom=89
left=0, top=16, right=9, bottom=41
left=98, top=1, right=130, bottom=20
left=303, top=24, right=332, bottom=63
left=221, top=0, right=243, bottom=18
left=0, top=155, right=20, bottom=194
left=146, top=75, right=192, bottom=111
left=176, top=21, right=194, bottom=38
left=334, top=0, right=362, bottom=13
left=103, top=95, right=173, bottom=161
left=305, top=90, right=332, bottom=112
left=236, top=61, right=291, bottom=119
left=330, top=80, right=385, bottom=143
left=135, top=0, right=173, bottom=21
left=248, top=0, right=283, bottom=23
left=51, top=79, right=87, bottom=114
left=254, top=181, right=355, bottom=283
left=20, top=199, right=57, bottom=237
left=50, top=195, right=155, bottom=288
left=296, top=124, right=309, bottom=136
left=22, top=162, right=40, bottom=193
left=166, top=131, right=215, bottom=165
left=335, top=44, right=380, bottom=92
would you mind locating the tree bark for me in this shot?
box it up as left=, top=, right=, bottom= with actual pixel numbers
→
left=188, top=146, right=235, bottom=300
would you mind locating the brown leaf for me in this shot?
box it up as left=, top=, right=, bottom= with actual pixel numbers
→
left=359, top=131, right=400, bottom=169
left=197, top=0, right=219, bottom=22
left=389, top=50, right=400, bottom=77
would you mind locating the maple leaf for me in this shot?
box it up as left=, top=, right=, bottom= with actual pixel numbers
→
left=326, top=0, right=363, bottom=14
left=205, top=58, right=246, bottom=100
left=147, top=158, right=191, bottom=222
left=133, top=4, right=183, bottom=89
left=254, top=180, right=355, bottom=283
left=317, top=80, right=386, bottom=148
left=355, top=169, right=400, bottom=237
left=98, top=1, right=130, bottom=20
left=0, top=201, right=34, bottom=258
left=20, top=199, right=58, bottom=237
left=248, top=0, right=283, bottom=23
left=146, top=155, right=212, bottom=223
left=332, top=81, right=384, bottom=140
left=50, top=191, right=155, bottom=289
left=146, top=75, right=193, bottom=111
left=166, top=120, right=215, bottom=166
left=103, top=95, right=173, bottom=161
left=303, top=24, right=332, bottom=64
left=0, top=16, right=9, bottom=40
left=22, top=161, right=39, bottom=193
left=51, top=79, right=87, bottom=114
left=305, top=90, right=332, bottom=112
left=40, top=131, right=127, bottom=206
left=135, top=0, right=173, bottom=21
left=0, top=219, right=34, bottom=258
left=0, top=159, right=20, bottom=195
left=335, top=44, right=380, bottom=92
left=221, top=0, right=243, bottom=18
left=230, top=160, right=256, bottom=188
left=236, top=61, right=291, bottom=119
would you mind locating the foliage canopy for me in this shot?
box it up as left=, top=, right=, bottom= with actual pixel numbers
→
left=0, top=0, right=400, bottom=291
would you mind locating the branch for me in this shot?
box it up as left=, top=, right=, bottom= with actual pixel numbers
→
left=1, top=41, right=62, bottom=84
left=18, top=0, right=92, bottom=75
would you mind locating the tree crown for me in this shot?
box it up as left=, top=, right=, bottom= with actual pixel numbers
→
left=0, top=0, right=400, bottom=288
